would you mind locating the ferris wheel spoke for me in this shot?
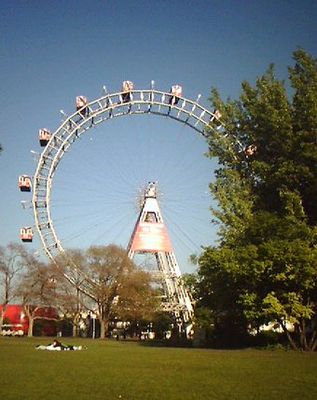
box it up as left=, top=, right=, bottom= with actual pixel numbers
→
left=28, top=83, right=224, bottom=282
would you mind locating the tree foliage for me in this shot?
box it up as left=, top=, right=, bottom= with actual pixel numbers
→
left=0, top=244, right=158, bottom=338
left=16, top=249, right=57, bottom=337
left=91, top=245, right=158, bottom=337
left=56, top=244, right=158, bottom=338
left=198, top=49, right=317, bottom=350
left=47, top=254, right=88, bottom=337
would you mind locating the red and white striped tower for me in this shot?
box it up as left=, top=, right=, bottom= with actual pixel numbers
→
left=127, top=182, right=194, bottom=333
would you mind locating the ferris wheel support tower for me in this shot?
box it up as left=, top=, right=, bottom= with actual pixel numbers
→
left=127, top=182, right=194, bottom=333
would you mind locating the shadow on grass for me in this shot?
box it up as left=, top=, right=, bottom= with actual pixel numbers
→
left=118, top=337, right=251, bottom=350
left=128, top=330, right=291, bottom=351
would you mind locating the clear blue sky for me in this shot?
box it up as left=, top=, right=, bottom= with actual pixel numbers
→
left=1, top=0, right=316, bottom=272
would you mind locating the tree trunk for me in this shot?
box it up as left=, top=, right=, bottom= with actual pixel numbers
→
left=309, top=329, right=317, bottom=351
left=72, top=313, right=81, bottom=337
left=311, top=333, right=317, bottom=352
left=299, top=320, right=309, bottom=351
left=0, top=308, right=5, bottom=330
left=280, top=320, right=298, bottom=350
left=72, top=323, right=77, bottom=337
left=23, top=306, right=33, bottom=337
left=28, top=317, right=34, bottom=337
left=100, top=319, right=108, bottom=339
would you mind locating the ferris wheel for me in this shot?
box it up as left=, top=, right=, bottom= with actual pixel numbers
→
left=19, top=81, right=224, bottom=296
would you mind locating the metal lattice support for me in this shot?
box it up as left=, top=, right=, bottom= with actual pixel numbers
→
left=127, top=182, right=194, bottom=328
left=32, top=86, right=224, bottom=297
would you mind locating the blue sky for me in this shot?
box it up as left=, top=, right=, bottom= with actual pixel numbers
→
left=1, top=0, right=316, bottom=272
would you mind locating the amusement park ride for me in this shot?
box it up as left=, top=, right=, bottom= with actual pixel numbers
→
left=18, top=80, right=226, bottom=332
left=128, top=181, right=194, bottom=327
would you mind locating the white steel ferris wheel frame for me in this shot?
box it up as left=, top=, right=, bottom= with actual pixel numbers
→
left=32, top=86, right=224, bottom=291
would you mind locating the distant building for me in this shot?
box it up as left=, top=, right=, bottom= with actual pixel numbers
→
left=0, top=304, right=58, bottom=336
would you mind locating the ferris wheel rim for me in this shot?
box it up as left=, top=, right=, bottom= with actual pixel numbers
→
left=32, top=87, right=224, bottom=266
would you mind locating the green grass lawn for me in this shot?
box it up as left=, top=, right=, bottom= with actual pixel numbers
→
left=0, top=337, right=316, bottom=400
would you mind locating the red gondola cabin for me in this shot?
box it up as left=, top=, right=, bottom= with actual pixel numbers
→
left=39, top=128, right=51, bottom=147
left=122, top=81, right=134, bottom=103
left=76, top=95, right=88, bottom=117
left=18, top=175, right=32, bottom=192
left=213, top=109, right=222, bottom=120
left=169, top=85, right=182, bottom=105
left=20, top=227, right=33, bottom=242
left=245, top=144, right=257, bottom=157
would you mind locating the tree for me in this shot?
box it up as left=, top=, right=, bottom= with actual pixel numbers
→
left=16, top=250, right=57, bottom=337
left=198, top=49, right=317, bottom=350
left=81, top=244, right=156, bottom=339
left=115, top=267, right=158, bottom=323
left=0, top=244, right=25, bottom=330
left=50, top=250, right=91, bottom=337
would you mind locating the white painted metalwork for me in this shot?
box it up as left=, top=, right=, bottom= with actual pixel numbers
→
left=31, top=84, right=224, bottom=297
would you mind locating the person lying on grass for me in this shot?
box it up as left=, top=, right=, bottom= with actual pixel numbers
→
left=36, top=339, right=83, bottom=351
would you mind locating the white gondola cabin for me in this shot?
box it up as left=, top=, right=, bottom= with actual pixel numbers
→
left=20, top=227, right=33, bottom=242
left=76, top=95, right=88, bottom=117
left=169, top=85, right=182, bottom=105
left=122, top=81, right=134, bottom=103
left=39, top=128, right=51, bottom=147
left=18, top=175, right=32, bottom=192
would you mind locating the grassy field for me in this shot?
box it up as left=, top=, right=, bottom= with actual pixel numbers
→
left=0, top=337, right=316, bottom=400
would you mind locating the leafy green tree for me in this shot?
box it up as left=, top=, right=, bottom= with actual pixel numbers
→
left=198, top=49, right=317, bottom=350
